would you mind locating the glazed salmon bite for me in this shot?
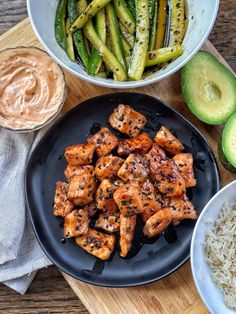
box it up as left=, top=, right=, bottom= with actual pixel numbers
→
left=67, top=173, right=96, bottom=206
left=64, top=165, right=95, bottom=182
left=94, top=155, right=123, bottom=181
left=117, top=132, right=153, bottom=156
left=141, top=180, right=162, bottom=223
left=65, top=143, right=95, bottom=166
left=64, top=209, right=89, bottom=238
left=87, top=127, right=118, bottom=157
left=95, top=212, right=120, bottom=233
left=173, top=153, right=196, bottom=188
left=109, top=104, right=147, bottom=137
left=76, top=229, right=116, bottom=261
left=53, top=182, right=74, bottom=217
left=118, top=154, right=149, bottom=182
left=96, top=179, right=120, bottom=212
left=113, top=182, right=144, bottom=217
left=154, top=126, right=184, bottom=155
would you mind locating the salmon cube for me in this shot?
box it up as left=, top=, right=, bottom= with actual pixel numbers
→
left=87, top=127, right=118, bottom=157
left=68, top=173, right=96, bottom=206
left=146, top=144, right=167, bottom=180
left=119, top=214, right=137, bottom=257
left=147, top=143, right=167, bottom=161
left=94, top=155, right=123, bottom=181
left=143, top=209, right=172, bottom=238
left=109, top=104, right=147, bottom=137
left=64, top=209, right=89, bottom=238
left=118, top=154, right=149, bottom=182
left=141, top=180, right=162, bottom=223
left=113, top=181, right=144, bottom=216
left=154, top=159, right=186, bottom=196
left=76, top=229, right=116, bottom=260
left=117, top=132, right=153, bottom=156
left=96, top=179, right=121, bottom=212
left=154, top=126, right=184, bottom=155
left=65, top=143, right=95, bottom=166
left=64, top=164, right=94, bottom=182
left=82, top=201, right=97, bottom=217
left=173, top=153, right=196, bottom=188
left=162, top=194, right=198, bottom=220
left=53, top=182, right=74, bottom=217
left=95, top=212, right=120, bottom=233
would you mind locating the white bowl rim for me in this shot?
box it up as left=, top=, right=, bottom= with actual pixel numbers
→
left=190, top=179, right=236, bottom=313
left=26, top=0, right=220, bottom=89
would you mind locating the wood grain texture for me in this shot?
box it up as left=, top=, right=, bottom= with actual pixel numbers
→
left=0, top=0, right=27, bottom=35
left=0, top=267, right=88, bottom=314
left=0, top=1, right=235, bottom=313
left=209, top=0, right=236, bottom=72
left=63, top=263, right=208, bottom=314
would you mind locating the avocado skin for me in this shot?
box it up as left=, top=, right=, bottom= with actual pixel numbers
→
left=218, top=136, right=236, bottom=173
left=181, top=51, right=236, bottom=125
left=218, top=112, right=236, bottom=173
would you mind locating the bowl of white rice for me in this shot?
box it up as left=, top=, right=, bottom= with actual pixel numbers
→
left=191, top=180, right=236, bottom=314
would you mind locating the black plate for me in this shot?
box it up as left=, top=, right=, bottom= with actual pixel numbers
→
left=25, top=92, right=220, bottom=287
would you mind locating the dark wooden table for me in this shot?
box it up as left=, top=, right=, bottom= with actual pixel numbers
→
left=0, top=1, right=235, bottom=313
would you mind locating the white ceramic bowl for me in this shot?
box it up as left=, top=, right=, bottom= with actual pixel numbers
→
left=191, top=180, right=236, bottom=314
left=27, top=0, right=219, bottom=88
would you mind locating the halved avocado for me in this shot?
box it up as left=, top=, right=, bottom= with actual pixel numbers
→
left=181, top=51, right=236, bottom=125
left=219, top=112, right=236, bottom=172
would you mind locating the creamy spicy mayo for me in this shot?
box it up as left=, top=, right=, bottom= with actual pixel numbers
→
left=0, top=47, right=66, bottom=130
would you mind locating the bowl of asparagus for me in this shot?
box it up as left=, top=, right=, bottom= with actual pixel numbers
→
left=27, top=0, right=219, bottom=88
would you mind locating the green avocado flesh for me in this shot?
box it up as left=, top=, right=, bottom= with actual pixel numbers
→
left=181, top=51, right=236, bottom=125
left=219, top=112, right=236, bottom=172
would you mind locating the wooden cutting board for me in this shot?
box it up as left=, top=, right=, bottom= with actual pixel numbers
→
left=1, top=18, right=235, bottom=314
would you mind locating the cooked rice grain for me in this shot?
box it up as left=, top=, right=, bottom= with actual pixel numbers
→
left=204, top=202, right=236, bottom=309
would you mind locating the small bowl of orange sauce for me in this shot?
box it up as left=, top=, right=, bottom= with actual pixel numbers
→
left=0, top=46, right=66, bottom=132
